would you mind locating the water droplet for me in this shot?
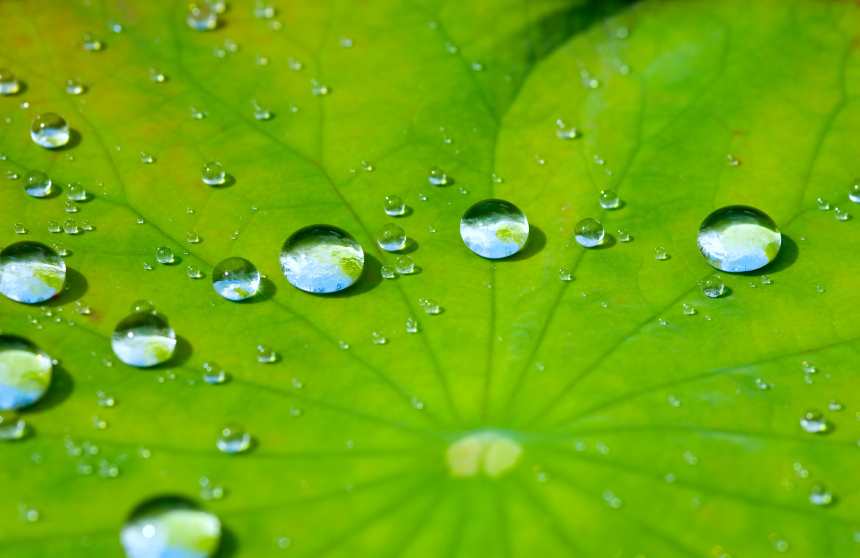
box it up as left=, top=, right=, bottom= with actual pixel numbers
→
left=217, top=423, right=250, bottom=454
left=848, top=184, right=860, bottom=203
left=186, top=4, right=217, bottom=30
left=120, top=497, right=221, bottom=558
left=130, top=300, right=154, bottom=314
left=140, top=152, right=153, bottom=164
left=111, top=313, right=176, bottom=367
left=654, top=247, right=667, bottom=260
left=190, top=107, right=207, bottom=119
left=445, top=41, right=458, bottom=54
left=63, top=218, right=78, bottom=234
left=0, top=242, right=66, bottom=304
left=372, top=332, right=387, bottom=345
left=82, top=33, right=102, bottom=51
left=657, top=318, right=667, bottom=326
left=799, top=411, right=827, bottom=433
left=406, top=318, right=418, bottom=333
left=418, top=193, right=427, bottom=201
left=697, top=275, right=725, bottom=299
left=555, top=119, right=577, bottom=139
left=574, top=218, right=604, bottom=248
left=187, top=265, right=201, bottom=278
left=63, top=201, right=77, bottom=213
left=377, top=223, right=406, bottom=251
left=65, top=182, right=86, bottom=201
left=761, top=274, right=772, bottom=285
left=617, top=229, right=630, bottom=242
left=65, top=77, right=85, bottom=95
left=187, top=231, right=200, bottom=243
left=0, top=335, right=52, bottom=410
left=213, top=257, right=260, bottom=301
left=255, top=54, right=268, bottom=66
left=279, top=225, right=364, bottom=293
left=422, top=166, right=448, bottom=186
left=30, top=113, right=70, bottom=148
left=0, top=68, right=20, bottom=95
left=53, top=243, right=68, bottom=257
left=558, top=268, right=572, bottom=281
left=697, top=206, right=781, bottom=272
left=13, top=223, right=26, bottom=234
left=828, top=399, right=842, bottom=411
left=446, top=431, right=522, bottom=477
left=460, top=199, right=529, bottom=258
left=80, top=220, right=93, bottom=231
left=46, top=221, right=60, bottom=233
left=21, top=170, right=52, bottom=198
left=682, top=303, right=696, bottom=315
left=287, top=57, right=302, bottom=71
left=395, top=255, right=414, bottom=274
left=809, top=485, right=833, bottom=506
left=755, top=378, right=772, bottom=390
left=383, top=195, right=405, bottom=216
left=816, top=285, right=824, bottom=293
left=422, top=299, right=440, bottom=314
left=251, top=100, right=270, bottom=120
left=599, top=189, right=620, bottom=209
left=381, top=265, right=395, bottom=279
left=97, top=390, right=115, bottom=407
left=834, top=205, right=848, bottom=221
left=75, top=299, right=90, bottom=315
left=817, top=197, right=830, bottom=210
left=201, top=162, right=225, bottom=185
left=202, top=362, right=227, bottom=384
left=0, top=411, right=26, bottom=441
left=152, top=246, right=172, bottom=265
left=802, top=361, right=816, bottom=374
left=310, top=79, right=329, bottom=96
left=253, top=1, right=275, bottom=18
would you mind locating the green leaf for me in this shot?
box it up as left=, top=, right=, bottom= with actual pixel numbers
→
left=1, top=0, right=859, bottom=556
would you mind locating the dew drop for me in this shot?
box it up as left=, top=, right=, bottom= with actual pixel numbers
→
left=761, top=274, right=772, bottom=285
left=217, top=423, right=250, bottom=454
left=697, top=206, right=780, bottom=272
left=186, top=5, right=218, bottom=30
left=310, top=79, right=328, bottom=96
left=67, top=182, right=86, bottom=201
left=799, top=411, right=827, bottom=433
left=30, top=113, right=70, bottom=148
left=155, top=246, right=173, bottom=264
left=0, top=411, right=26, bottom=441
left=654, top=247, right=667, bottom=260
left=0, top=242, right=66, bottom=303
left=395, top=255, right=414, bottom=274
left=253, top=1, right=275, bottom=18
left=81, top=220, right=92, bottom=231
left=574, top=218, right=604, bottom=248
left=213, top=257, right=260, bottom=301
left=558, top=268, right=572, bottom=281
left=256, top=344, right=276, bottom=363
left=47, top=220, right=61, bottom=233
left=75, top=299, right=91, bottom=315
left=699, top=274, right=724, bottom=298
left=617, top=228, right=630, bottom=242
left=0, top=68, right=20, bottom=95
left=53, top=243, right=68, bottom=256
left=187, top=231, right=200, bottom=243
left=808, top=485, right=833, bottom=506
left=377, top=223, right=406, bottom=251
left=406, top=318, right=419, bottom=333
left=14, top=223, right=26, bottom=234
left=555, top=119, right=577, bottom=139
left=63, top=218, right=78, bottom=234
left=682, top=303, right=696, bottom=315
left=372, top=332, right=387, bottom=345
left=201, top=162, right=225, bottom=185
left=64, top=201, right=78, bottom=213
left=848, top=184, right=860, bottom=203
left=599, top=189, right=620, bottom=209
left=428, top=166, right=448, bottom=185
left=202, top=362, right=227, bottom=384
left=0, top=335, right=53, bottom=410
left=82, top=33, right=102, bottom=51
left=287, top=57, right=302, bottom=71
left=834, top=205, right=848, bottom=221
left=22, top=170, right=52, bottom=198
left=130, top=300, right=154, bottom=314
left=422, top=298, right=441, bottom=314
left=187, top=265, right=201, bottom=278
left=65, top=77, right=85, bottom=95
left=111, top=313, right=176, bottom=367
left=381, top=265, right=395, bottom=279
left=120, top=497, right=221, bottom=558
left=460, top=199, right=529, bottom=258
left=251, top=100, right=270, bottom=120
left=383, top=195, right=405, bottom=216
left=279, top=225, right=364, bottom=293
left=817, top=197, right=830, bottom=210
left=140, top=152, right=153, bottom=164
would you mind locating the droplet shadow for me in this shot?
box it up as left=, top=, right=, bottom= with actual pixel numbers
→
left=45, top=267, right=87, bottom=307
left=212, top=174, right=235, bottom=189
left=164, top=256, right=184, bottom=267
left=23, top=364, right=74, bottom=414
left=10, top=80, right=28, bottom=96
left=505, top=224, right=546, bottom=262
left=593, top=233, right=617, bottom=250
left=41, top=183, right=64, bottom=200
left=308, top=253, right=382, bottom=298
left=216, top=525, right=238, bottom=558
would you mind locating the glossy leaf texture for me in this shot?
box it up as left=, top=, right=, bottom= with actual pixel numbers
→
left=1, top=0, right=860, bottom=556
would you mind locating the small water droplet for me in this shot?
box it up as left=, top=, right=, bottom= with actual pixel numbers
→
left=381, top=265, right=395, bottom=279
left=428, top=166, right=448, bottom=185
left=338, top=340, right=349, bottom=350
left=31, top=113, right=70, bottom=148
left=82, top=33, right=102, bottom=51
left=67, top=182, right=86, bottom=201
left=445, top=42, right=458, bottom=54
left=22, top=170, right=52, bottom=197
left=256, top=344, right=276, bottom=363
left=422, top=299, right=441, bottom=314
left=310, top=79, right=329, bottom=96
left=834, top=205, right=848, bottom=220
left=148, top=67, right=166, bottom=83
left=0, top=412, right=26, bottom=441
left=828, top=399, right=842, bottom=411
left=555, top=119, right=577, bottom=139
left=574, top=218, right=604, bottom=248
left=700, top=274, right=724, bottom=298
left=288, top=57, right=302, bottom=71
left=682, top=303, right=696, bottom=315
left=558, top=268, right=572, bottom=281
left=13, top=223, right=26, bottom=234
left=617, top=228, right=630, bottom=242
left=201, top=162, right=225, bottom=185
left=599, top=189, right=619, bottom=209
left=64, top=201, right=78, bottom=213
left=406, top=318, right=419, bottom=333
left=187, top=231, right=200, bottom=243
left=251, top=100, right=271, bottom=120
left=383, top=195, right=405, bottom=216
left=817, top=197, right=830, bottom=210
left=0, top=68, right=21, bottom=95
left=202, top=362, right=227, bottom=384
left=187, top=265, right=201, bottom=278
left=63, top=218, right=78, bottom=234
left=654, top=247, right=667, bottom=260
left=816, top=285, right=824, bottom=293
left=186, top=4, right=218, bottom=30
left=213, top=257, right=260, bottom=301
left=799, top=410, right=827, bottom=433
left=377, top=223, right=406, bottom=251
left=372, top=332, right=387, bottom=345
left=395, top=255, right=414, bottom=274
left=81, top=220, right=92, bottom=231
left=253, top=1, right=275, bottom=18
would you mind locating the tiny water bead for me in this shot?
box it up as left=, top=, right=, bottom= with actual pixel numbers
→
left=460, top=199, right=529, bottom=259
left=800, top=411, right=827, bottom=433
left=809, top=486, right=833, bottom=506
left=120, top=497, right=221, bottom=558
left=111, top=313, right=177, bottom=368
left=155, top=247, right=174, bottom=264
left=817, top=197, right=830, bottom=210
left=617, top=229, right=630, bottom=242
left=187, top=265, right=201, bottom=278
left=834, top=205, right=848, bottom=221
left=422, top=299, right=441, bottom=314
left=63, top=218, right=78, bottom=234
left=381, top=265, right=395, bottom=279
left=67, top=182, right=86, bottom=201
left=697, top=206, right=781, bottom=272
left=53, top=243, right=68, bottom=256
left=699, top=274, right=724, bottom=298
left=202, top=362, right=227, bottom=384
left=849, top=184, right=860, bottom=203
left=555, top=120, right=577, bottom=139
left=428, top=166, right=448, bottom=185
left=82, top=33, right=102, bottom=51
left=559, top=268, right=572, bottom=281
left=65, top=77, right=85, bottom=95
left=212, top=257, right=261, bottom=301
left=310, top=79, right=328, bottom=96
left=140, top=152, right=154, bottom=164
left=372, top=332, right=387, bottom=345
left=574, top=218, right=604, bottom=248
left=654, top=247, right=667, bottom=260
left=0, top=68, right=20, bottom=95
left=761, top=274, right=772, bottom=285
left=201, top=162, right=225, bottom=185
left=149, top=68, right=166, bottom=83
left=0, top=242, right=66, bottom=304
left=187, top=231, right=200, bottom=243
left=395, top=255, right=414, bottom=274
left=383, top=195, right=405, bottom=216
left=31, top=113, right=70, bottom=148
left=406, top=318, right=419, bottom=333
left=599, top=189, right=620, bottom=209
left=279, top=225, right=364, bottom=293
left=0, top=335, right=53, bottom=411
left=75, top=299, right=91, bottom=314
left=256, top=344, right=276, bottom=363
left=377, top=223, right=406, bottom=251
left=81, top=220, right=92, bottom=231
left=186, top=4, right=218, bottom=30
left=682, top=303, right=696, bottom=315
left=48, top=221, right=60, bottom=233
left=252, top=100, right=270, bottom=120
left=14, top=224, right=25, bottom=234
left=22, top=170, right=52, bottom=198
left=217, top=424, right=251, bottom=454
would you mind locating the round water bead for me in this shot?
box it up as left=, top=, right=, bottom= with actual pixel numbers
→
left=14, top=224, right=25, bottom=234
left=30, top=113, right=70, bottom=148
left=834, top=205, right=848, bottom=221
left=574, top=218, right=604, bottom=248
left=0, top=411, right=25, bottom=441
left=809, top=486, right=833, bottom=506
left=47, top=221, right=61, bottom=233
left=617, top=229, right=630, bottom=242
left=428, top=166, right=448, bottom=185
left=217, top=424, right=251, bottom=454
left=0, top=68, right=20, bottom=95
left=761, top=274, right=772, bottom=285
left=697, top=206, right=781, bottom=272
left=460, top=199, right=529, bottom=259
left=0, top=335, right=52, bottom=411
left=422, top=299, right=441, bottom=314
left=599, top=189, right=620, bottom=209
left=65, top=78, right=85, bottom=95
left=395, top=255, right=414, bottom=274
left=699, top=274, right=724, bottom=298
left=204, top=0, right=226, bottom=13
left=279, top=225, right=364, bottom=293
left=256, top=344, right=276, bottom=363
left=817, top=197, right=830, bottom=210
left=682, top=303, right=696, bottom=315
left=201, top=162, right=225, bottom=185
left=22, top=170, right=52, bottom=198
left=377, top=223, right=406, bottom=251
left=111, top=313, right=177, bottom=367
left=203, top=362, right=227, bottom=384
left=383, top=195, right=405, bottom=216
left=558, top=268, right=572, bottom=281
left=555, top=120, right=577, bottom=139
left=155, top=246, right=174, bottom=264
left=67, top=182, right=86, bottom=201
left=0, top=242, right=66, bottom=304
left=187, top=265, right=201, bottom=278
left=381, top=265, right=395, bottom=279
left=82, top=33, right=102, bottom=51
left=120, top=496, right=221, bottom=558
left=187, top=5, right=218, bottom=30
left=654, top=247, right=667, bottom=260
left=849, top=184, right=860, bottom=203
left=63, top=218, right=77, bottom=234
left=187, top=231, right=200, bottom=243
left=212, top=257, right=260, bottom=301
left=800, top=411, right=827, bottom=433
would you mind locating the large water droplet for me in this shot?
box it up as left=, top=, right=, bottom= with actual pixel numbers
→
left=427, top=166, right=448, bottom=185
left=376, top=223, right=406, bottom=251
left=155, top=247, right=174, bottom=264
left=212, top=257, right=260, bottom=301
left=0, top=68, right=20, bottom=95
left=460, top=199, right=529, bottom=259
left=0, top=335, right=52, bottom=411
left=834, top=205, right=848, bottom=221
left=699, top=274, right=724, bottom=298
left=574, top=218, right=604, bottom=247
left=30, top=113, right=70, bottom=148
left=67, top=182, right=86, bottom=201
left=111, top=313, right=177, bottom=368
left=187, top=5, right=218, bottom=30
left=0, top=242, right=66, bottom=303
left=22, top=170, right=52, bottom=198
left=697, top=206, right=780, bottom=272
left=395, top=255, right=414, bottom=274
left=383, top=195, right=405, bottom=216
left=279, top=225, right=364, bottom=293
left=201, top=162, right=225, bottom=185
left=599, top=189, right=620, bottom=209
left=120, top=496, right=221, bottom=558
left=217, top=424, right=251, bottom=453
